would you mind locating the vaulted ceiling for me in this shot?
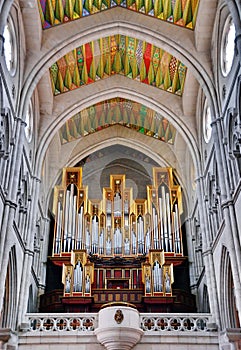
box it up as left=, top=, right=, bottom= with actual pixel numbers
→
left=18, top=0, right=217, bottom=207
left=37, top=0, right=199, bottom=29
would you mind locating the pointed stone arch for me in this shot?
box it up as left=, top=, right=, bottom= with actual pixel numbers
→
left=220, top=245, right=240, bottom=329
left=1, top=246, right=17, bottom=330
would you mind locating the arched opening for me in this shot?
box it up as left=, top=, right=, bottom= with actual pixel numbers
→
left=227, top=263, right=240, bottom=328
left=1, top=246, right=17, bottom=330
left=27, top=285, right=34, bottom=313
left=220, top=246, right=240, bottom=329
left=202, top=284, right=210, bottom=313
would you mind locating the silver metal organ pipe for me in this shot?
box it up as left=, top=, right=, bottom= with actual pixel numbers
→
left=106, top=199, right=111, bottom=228
left=153, top=264, right=156, bottom=291
left=114, top=228, right=117, bottom=253
left=154, top=262, right=160, bottom=292
left=55, top=201, right=62, bottom=254
left=99, top=229, right=104, bottom=254
left=145, top=227, right=151, bottom=253
left=106, top=236, right=111, bottom=255
left=72, top=194, right=77, bottom=250
left=114, top=193, right=121, bottom=217
left=92, top=216, right=98, bottom=253
left=67, top=184, right=74, bottom=251
left=74, top=262, right=82, bottom=292
left=137, top=218, right=140, bottom=251
left=115, top=227, right=122, bottom=254
left=159, top=197, right=164, bottom=250
left=77, top=206, right=83, bottom=250
left=159, top=263, right=162, bottom=291
left=172, top=212, right=176, bottom=252
left=156, top=263, right=159, bottom=291
left=166, top=192, right=173, bottom=252
left=67, top=188, right=72, bottom=247
left=132, top=228, right=136, bottom=254
left=137, top=216, right=144, bottom=254
left=152, top=207, right=157, bottom=249
left=64, top=189, right=70, bottom=252
left=155, top=262, right=162, bottom=292
left=86, top=226, right=90, bottom=253
left=124, top=199, right=129, bottom=227
left=155, top=209, right=159, bottom=249
left=59, top=208, right=63, bottom=252
left=119, top=228, right=122, bottom=254
left=174, top=204, right=181, bottom=253
left=161, top=186, right=169, bottom=252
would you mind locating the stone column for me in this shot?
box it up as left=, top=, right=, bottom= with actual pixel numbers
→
left=38, top=216, right=50, bottom=297
left=211, top=115, right=241, bottom=324
left=196, top=176, right=221, bottom=327
left=17, top=175, right=41, bottom=325
left=185, top=217, right=196, bottom=287
left=0, top=117, right=25, bottom=316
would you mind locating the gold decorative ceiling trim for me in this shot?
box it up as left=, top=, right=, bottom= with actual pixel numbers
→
left=38, top=0, right=199, bottom=30
left=59, top=98, right=176, bottom=145
left=50, top=35, right=187, bottom=96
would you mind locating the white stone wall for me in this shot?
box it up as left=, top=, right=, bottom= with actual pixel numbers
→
left=19, top=332, right=219, bottom=350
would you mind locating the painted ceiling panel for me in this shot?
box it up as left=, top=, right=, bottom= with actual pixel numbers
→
left=59, top=98, right=176, bottom=145
left=38, top=0, right=199, bottom=29
left=50, top=35, right=187, bottom=96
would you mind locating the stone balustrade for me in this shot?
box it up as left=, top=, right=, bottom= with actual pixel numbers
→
left=140, top=313, right=211, bottom=331
left=26, top=313, right=97, bottom=332
left=25, top=312, right=212, bottom=333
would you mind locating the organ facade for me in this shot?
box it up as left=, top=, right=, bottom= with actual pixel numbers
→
left=41, top=167, right=195, bottom=313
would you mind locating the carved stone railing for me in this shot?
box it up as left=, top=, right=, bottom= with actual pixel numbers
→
left=26, top=313, right=97, bottom=332
left=25, top=313, right=212, bottom=333
left=140, top=313, right=212, bottom=332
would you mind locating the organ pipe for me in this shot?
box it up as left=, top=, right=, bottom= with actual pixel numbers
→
left=158, top=197, right=164, bottom=250
left=53, top=167, right=183, bottom=258
left=166, top=192, right=172, bottom=252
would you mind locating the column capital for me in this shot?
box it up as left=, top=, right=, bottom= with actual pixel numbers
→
left=210, top=116, right=223, bottom=127
left=32, top=175, right=41, bottom=183
left=14, top=116, right=26, bottom=126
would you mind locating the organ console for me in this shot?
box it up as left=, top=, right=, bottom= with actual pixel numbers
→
left=45, top=166, right=195, bottom=312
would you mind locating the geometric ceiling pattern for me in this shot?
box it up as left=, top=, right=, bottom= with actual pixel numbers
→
left=50, top=35, right=187, bottom=96
left=59, top=98, right=176, bottom=144
left=38, top=0, right=199, bottom=29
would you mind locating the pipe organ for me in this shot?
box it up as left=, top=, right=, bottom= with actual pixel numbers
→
left=47, top=167, right=192, bottom=312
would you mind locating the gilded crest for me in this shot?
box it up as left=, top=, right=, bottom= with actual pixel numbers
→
left=114, top=309, right=124, bottom=324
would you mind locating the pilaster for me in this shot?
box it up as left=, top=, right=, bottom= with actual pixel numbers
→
left=211, top=115, right=241, bottom=324
left=195, top=175, right=220, bottom=327
left=17, top=175, right=42, bottom=326
left=0, top=116, right=26, bottom=318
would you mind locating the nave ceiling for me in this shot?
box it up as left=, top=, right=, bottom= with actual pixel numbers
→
left=13, top=0, right=218, bottom=210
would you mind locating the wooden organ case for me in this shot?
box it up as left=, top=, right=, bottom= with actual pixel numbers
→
left=41, top=167, right=196, bottom=313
